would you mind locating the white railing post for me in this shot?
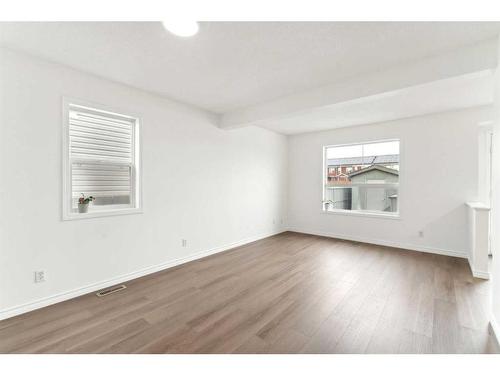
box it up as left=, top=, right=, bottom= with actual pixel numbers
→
left=466, top=202, right=491, bottom=279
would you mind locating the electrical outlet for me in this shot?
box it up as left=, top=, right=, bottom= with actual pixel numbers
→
left=280, top=218, right=284, bottom=225
left=418, top=231, right=424, bottom=238
left=181, top=239, right=187, bottom=247
left=34, top=270, right=45, bottom=283
left=273, top=219, right=276, bottom=225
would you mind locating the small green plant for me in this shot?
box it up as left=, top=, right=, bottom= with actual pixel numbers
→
left=323, top=199, right=334, bottom=210
left=78, top=193, right=95, bottom=205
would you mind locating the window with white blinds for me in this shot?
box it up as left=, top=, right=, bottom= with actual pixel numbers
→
left=63, top=101, right=141, bottom=219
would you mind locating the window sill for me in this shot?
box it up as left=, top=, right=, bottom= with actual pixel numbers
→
left=62, top=207, right=143, bottom=221
left=320, top=209, right=400, bottom=220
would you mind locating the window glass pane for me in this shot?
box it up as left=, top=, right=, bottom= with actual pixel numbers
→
left=324, top=140, right=399, bottom=215
left=326, top=144, right=362, bottom=159
left=324, top=187, right=352, bottom=210
left=362, top=141, right=399, bottom=157
left=71, top=162, right=132, bottom=209
left=93, top=195, right=131, bottom=206
left=352, top=185, right=398, bottom=213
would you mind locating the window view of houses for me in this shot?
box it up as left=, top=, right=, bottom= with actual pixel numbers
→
left=324, top=141, right=400, bottom=214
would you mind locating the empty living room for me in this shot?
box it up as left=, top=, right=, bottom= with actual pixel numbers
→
left=2, top=1, right=500, bottom=373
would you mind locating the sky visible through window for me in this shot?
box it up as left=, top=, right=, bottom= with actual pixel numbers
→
left=326, top=141, right=399, bottom=159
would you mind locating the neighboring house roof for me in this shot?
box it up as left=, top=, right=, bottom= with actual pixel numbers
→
left=327, top=154, right=399, bottom=167
left=348, top=164, right=399, bottom=178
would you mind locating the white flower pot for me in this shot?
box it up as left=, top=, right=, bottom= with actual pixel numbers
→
left=78, top=203, right=89, bottom=213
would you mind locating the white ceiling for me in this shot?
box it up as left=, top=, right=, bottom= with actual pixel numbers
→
left=1, top=22, right=500, bottom=114
left=256, top=70, right=495, bottom=134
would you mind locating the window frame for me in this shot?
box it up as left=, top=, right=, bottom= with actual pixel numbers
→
left=322, top=138, right=401, bottom=220
left=62, top=97, right=143, bottom=220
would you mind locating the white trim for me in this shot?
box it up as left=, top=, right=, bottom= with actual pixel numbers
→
left=323, top=137, right=401, bottom=150
left=478, top=120, right=494, bottom=129
left=62, top=97, right=71, bottom=220
left=287, top=227, right=467, bottom=259
left=0, top=229, right=285, bottom=321
left=467, top=254, right=490, bottom=279
left=466, top=202, right=491, bottom=211
left=62, top=207, right=144, bottom=221
left=490, top=314, right=500, bottom=349
left=470, top=268, right=490, bottom=279
left=320, top=209, right=400, bottom=220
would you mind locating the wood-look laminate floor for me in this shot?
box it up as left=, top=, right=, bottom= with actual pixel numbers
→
left=1, top=232, right=498, bottom=354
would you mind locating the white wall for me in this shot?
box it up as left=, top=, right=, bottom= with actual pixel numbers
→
left=490, top=36, right=500, bottom=343
left=287, top=106, right=493, bottom=257
left=0, top=48, right=288, bottom=318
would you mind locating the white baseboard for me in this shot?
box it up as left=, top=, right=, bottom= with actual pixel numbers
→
left=467, top=257, right=490, bottom=279
left=471, top=269, right=490, bottom=279
left=0, top=229, right=285, bottom=321
left=288, top=227, right=467, bottom=259
left=490, top=314, right=500, bottom=349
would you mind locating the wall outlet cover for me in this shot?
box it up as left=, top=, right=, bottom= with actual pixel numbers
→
left=34, top=271, right=45, bottom=283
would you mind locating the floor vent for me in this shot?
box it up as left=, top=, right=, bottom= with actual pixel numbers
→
left=96, top=284, right=127, bottom=297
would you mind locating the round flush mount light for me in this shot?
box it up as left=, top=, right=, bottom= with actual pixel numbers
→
left=162, top=20, right=199, bottom=37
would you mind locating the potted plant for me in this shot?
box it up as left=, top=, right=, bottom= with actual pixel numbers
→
left=78, top=194, right=95, bottom=213
left=323, top=199, right=334, bottom=211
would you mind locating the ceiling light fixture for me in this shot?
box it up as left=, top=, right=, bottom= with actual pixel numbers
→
left=161, top=20, right=199, bottom=37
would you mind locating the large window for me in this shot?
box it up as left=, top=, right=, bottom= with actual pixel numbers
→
left=63, top=101, right=141, bottom=219
left=323, top=140, right=400, bottom=216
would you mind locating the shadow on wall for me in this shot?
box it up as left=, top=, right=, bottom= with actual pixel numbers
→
left=419, top=204, right=469, bottom=254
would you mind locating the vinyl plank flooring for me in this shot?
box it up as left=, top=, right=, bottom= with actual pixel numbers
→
left=300, top=313, right=352, bottom=353
left=71, top=319, right=151, bottom=354
left=9, top=296, right=152, bottom=353
left=333, top=295, right=387, bottom=353
left=1, top=232, right=497, bottom=354
left=432, top=299, right=461, bottom=354
left=266, top=329, right=309, bottom=353
left=398, top=330, right=433, bottom=354
left=233, top=335, right=269, bottom=354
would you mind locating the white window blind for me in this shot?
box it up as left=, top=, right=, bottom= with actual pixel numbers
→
left=68, top=104, right=138, bottom=211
